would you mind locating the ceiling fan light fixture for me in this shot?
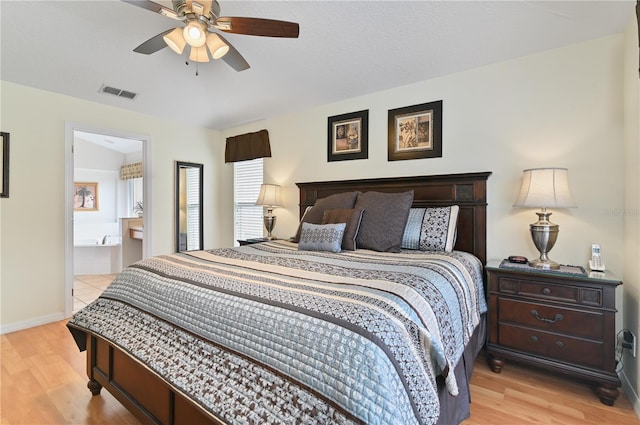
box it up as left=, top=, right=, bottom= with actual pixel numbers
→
left=206, top=33, right=229, bottom=59
left=163, top=27, right=187, bottom=54
left=189, top=45, right=210, bottom=62
left=183, top=21, right=206, bottom=47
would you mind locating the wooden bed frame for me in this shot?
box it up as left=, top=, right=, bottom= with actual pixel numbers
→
left=77, top=171, right=492, bottom=425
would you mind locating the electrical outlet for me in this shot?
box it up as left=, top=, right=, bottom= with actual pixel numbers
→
left=622, top=330, right=637, bottom=358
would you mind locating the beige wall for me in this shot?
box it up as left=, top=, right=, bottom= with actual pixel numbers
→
left=623, top=14, right=640, bottom=418
left=223, top=35, right=626, bottom=271
left=0, top=81, right=226, bottom=330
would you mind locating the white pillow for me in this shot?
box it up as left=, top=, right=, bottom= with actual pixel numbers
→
left=298, top=222, right=346, bottom=253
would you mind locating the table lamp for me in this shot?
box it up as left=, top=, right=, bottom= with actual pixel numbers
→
left=256, top=184, right=282, bottom=240
left=513, top=168, right=576, bottom=270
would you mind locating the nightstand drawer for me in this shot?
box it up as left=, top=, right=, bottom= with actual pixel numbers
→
left=498, top=323, right=605, bottom=369
left=498, top=298, right=603, bottom=339
left=498, top=277, right=580, bottom=303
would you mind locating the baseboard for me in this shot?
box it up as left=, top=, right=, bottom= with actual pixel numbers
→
left=620, top=368, right=640, bottom=420
left=0, top=312, right=65, bottom=335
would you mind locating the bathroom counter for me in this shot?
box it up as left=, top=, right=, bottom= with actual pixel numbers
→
left=74, top=241, right=121, bottom=247
left=129, top=226, right=143, bottom=240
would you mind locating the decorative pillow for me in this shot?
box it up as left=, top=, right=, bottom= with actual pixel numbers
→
left=293, top=191, right=359, bottom=242
left=298, top=222, right=346, bottom=253
left=401, top=206, right=459, bottom=252
left=321, top=208, right=364, bottom=251
left=354, top=191, right=414, bottom=252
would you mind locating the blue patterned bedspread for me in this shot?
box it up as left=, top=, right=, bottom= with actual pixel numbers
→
left=68, top=240, right=486, bottom=425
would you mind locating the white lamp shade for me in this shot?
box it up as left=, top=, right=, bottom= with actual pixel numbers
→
left=189, top=45, right=210, bottom=62
left=183, top=22, right=207, bottom=47
left=514, top=168, right=576, bottom=209
left=163, top=27, right=186, bottom=54
left=206, top=33, right=230, bottom=59
left=256, top=184, right=282, bottom=207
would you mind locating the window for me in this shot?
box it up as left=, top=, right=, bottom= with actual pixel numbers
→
left=184, top=167, right=201, bottom=250
left=127, top=178, right=143, bottom=216
left=234, top=158, right=263, bottom=242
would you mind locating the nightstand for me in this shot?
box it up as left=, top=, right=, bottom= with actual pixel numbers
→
left=485, top=260, right=622, bottom=406
left=237, top=238, right=270, bottom=246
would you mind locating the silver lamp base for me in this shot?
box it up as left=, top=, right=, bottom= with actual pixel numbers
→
left=263, top=213, right=277, bottom=240
left=529, top=210, right=560, bottom=270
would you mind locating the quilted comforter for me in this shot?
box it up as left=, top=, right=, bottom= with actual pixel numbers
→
left=68, top=240, right=487, bottom=425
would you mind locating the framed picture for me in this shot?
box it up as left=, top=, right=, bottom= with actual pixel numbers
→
left=388, top=100, right=442, bottom=161
left=74, top=182, right=99, bottom=211
left=1, top=132, right=9, bottom=198
left=327, top=110, right=368, bottom=162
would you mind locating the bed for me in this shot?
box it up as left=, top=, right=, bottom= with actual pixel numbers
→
left=67, top=172, right=491, bottom=425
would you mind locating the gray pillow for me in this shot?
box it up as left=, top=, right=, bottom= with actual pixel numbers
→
left=355, top=191, right=414, bottom=252
left=298, top=222, right=346, bottom=253
left=293, top=191, right=359, bottom=242
left=402, top=206, right=459, bottom=252
left=321, top=208, right=364, bottom=251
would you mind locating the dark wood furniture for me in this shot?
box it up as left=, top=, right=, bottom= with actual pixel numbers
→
left=237, top=237, right=270, bottom=246
left=74, top=172, right=491, bottom=425
left=485, top=261, right=622, bottom=406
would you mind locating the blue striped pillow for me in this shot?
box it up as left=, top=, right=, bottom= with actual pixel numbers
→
left=401, top=206, right=459, bottom=252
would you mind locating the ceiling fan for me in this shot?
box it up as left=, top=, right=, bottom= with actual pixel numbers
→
left=122, top=0, right=300, bottom=71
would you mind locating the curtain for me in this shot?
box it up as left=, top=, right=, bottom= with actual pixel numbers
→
left=225, top=129, right=271, bottom=163
left=120, top=162, right=143, bottom=180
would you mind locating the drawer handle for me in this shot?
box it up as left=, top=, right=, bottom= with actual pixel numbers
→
left=542, top=288, right=551, bottom=295
left=530, top=309, right=563, bottom=324
left=556, top=341, right=564, bottom=349
left=531, top=335, right=538, bottom=343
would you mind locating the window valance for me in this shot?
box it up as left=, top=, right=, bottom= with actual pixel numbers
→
left=120, top=162, right=143, bottom=180
left=225, top=129, right=272, bottom=163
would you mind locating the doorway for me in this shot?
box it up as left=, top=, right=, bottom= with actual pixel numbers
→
left=64, top=123, right=152, bottom=318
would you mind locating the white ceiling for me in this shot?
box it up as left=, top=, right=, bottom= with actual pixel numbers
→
left=75, top=129, right=142, bottom=154
left=1, top=1, right=635, bottom=131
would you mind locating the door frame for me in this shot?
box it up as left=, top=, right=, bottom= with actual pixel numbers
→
left=64, top=122, right=152, bottom=318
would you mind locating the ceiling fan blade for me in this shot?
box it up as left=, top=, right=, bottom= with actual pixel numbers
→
left=121, top=0, right=182, bottom=20
left=211, top=0, right=221, bottom=18
left=133, top=29, right=173, bottom=54
left=121, top=0, right=167, bottom=14
left=217, top=34, right=250, bottom=71
left=215, top=17, right=299, bottom=38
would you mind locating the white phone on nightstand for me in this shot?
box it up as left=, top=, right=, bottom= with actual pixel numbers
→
left=589, top=244, right=606, bottom=271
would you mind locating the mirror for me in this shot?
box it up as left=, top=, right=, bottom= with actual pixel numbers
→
left=176, top=161, right=203, bottom=252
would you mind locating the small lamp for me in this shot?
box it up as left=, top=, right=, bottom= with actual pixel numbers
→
left=256, top=184, right=282, bottom=240
left=513, top=168, right=576, bottom=270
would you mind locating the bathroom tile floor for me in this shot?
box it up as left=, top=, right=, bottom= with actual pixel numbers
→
left=73, top=274, right=118, bottom=313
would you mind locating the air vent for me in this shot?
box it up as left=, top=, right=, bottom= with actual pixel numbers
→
left=99, top=84, right=138, bottom=100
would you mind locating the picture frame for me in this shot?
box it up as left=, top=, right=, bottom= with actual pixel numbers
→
left=388, top=100, right=442, bottom=161
left=327, top=110, right=368, bottom=162
left=1, top=132, right=9, bottom=198
left=74, top=182, right=99, bottom=211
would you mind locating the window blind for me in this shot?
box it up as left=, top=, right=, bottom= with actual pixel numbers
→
left=234, top=158, right=264, bottom=241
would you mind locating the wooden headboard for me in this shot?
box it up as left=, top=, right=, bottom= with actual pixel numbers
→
left=296, top=172, right=491, bottom=264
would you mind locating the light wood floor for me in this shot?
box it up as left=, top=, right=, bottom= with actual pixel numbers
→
left=1, top=320, right=638, bottom=425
